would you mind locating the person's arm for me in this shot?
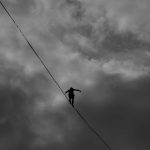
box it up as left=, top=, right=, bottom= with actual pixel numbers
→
left=65, top=90, right=69, bottom=94
left=74, top=89, right=81, bottom=93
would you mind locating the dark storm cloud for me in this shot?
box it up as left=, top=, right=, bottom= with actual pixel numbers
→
left=0, top=57, right=55, bottom=150
left=0, top=57, right=83, bottom=150
left=0, top=57, right=48, bottom=150
left=1, top=0, right=150, bottom=150
left=25, top=73, right=150, bottom=150
left=75, top=74, right=150, bottom=150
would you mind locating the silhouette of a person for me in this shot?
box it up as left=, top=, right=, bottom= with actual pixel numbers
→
left=65, top=87, right=81, bottom=107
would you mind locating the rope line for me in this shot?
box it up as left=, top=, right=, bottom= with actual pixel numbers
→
left=0, top=1, right=112, bottom=150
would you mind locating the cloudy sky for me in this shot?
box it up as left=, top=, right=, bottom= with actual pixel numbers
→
left=0, top=0, right=150, bottom=150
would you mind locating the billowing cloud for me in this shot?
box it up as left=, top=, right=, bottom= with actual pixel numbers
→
left=0, top=56, right=82, bottom=150
left=0, top=0, right=150, bottom=150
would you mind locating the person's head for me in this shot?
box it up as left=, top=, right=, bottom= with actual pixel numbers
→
left=70, top=87, right=73, bottom=89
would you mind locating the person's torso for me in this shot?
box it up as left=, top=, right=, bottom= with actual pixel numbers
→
left=69, top=89, right=74, bottom=96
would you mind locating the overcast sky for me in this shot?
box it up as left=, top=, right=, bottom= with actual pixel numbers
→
left=0, top=0, right=150, bottom=150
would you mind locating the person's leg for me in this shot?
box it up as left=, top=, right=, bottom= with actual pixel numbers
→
left=72, top=96, right=74, bottom=107
left=70, top=97, right=72, bottom=105
left=69, top=96, right=71, bottom=104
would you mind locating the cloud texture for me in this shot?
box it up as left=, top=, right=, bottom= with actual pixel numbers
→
left=0, top=0, right=150, bottom=150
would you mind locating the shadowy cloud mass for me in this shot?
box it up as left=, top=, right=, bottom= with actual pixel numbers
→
left=0, top=0, right=150, bottom=150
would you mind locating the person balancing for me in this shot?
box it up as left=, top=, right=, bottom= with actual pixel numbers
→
left=65, top=87, right=81, bottom=107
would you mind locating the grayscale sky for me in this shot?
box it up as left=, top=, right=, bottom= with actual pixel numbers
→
left=0, top=0, right=150, bottom=150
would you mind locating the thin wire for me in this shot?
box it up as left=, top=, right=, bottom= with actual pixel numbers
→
left=0, top=1, right=112, bottom=150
